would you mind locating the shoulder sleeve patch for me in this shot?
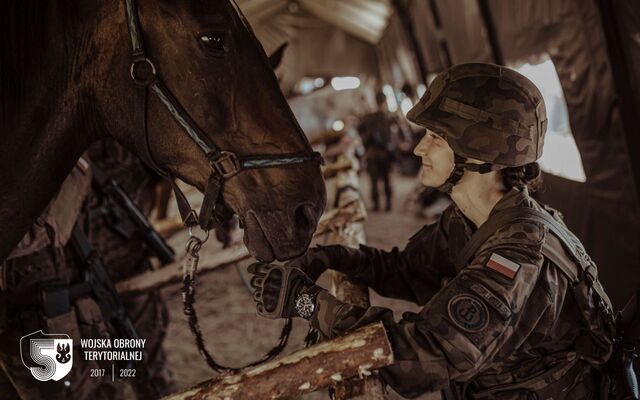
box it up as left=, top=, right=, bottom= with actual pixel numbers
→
left=464, top=279, right=512, bottom=320
left=447, top=294, right=489, bottom=333
left=485, top=253, right=521, bottom=280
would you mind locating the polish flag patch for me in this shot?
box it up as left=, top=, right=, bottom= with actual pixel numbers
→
left=486, top=253, right=520, bottom=279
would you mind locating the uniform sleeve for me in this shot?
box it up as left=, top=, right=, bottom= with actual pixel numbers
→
left=312, top=219, right=548, bottom=398
left=327, top=207, right=456, bottom=305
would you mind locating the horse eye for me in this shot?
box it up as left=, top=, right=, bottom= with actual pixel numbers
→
left=199, top=32, right=226, bottom=52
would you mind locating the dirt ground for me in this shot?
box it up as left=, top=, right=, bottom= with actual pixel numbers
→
left=157, top=172, right=446, bottom=399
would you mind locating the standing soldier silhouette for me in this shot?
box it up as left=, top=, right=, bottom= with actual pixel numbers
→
left=358, top=92, right=402, bottom=212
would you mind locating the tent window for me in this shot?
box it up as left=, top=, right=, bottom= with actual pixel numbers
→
left=511, top=54, right=586, bottom=183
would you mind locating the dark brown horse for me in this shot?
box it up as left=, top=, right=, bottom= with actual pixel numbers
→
left=0, top=0, right=326, bottom=263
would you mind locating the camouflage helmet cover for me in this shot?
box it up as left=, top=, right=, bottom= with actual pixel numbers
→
left=407, top=63, right=547, bottom=167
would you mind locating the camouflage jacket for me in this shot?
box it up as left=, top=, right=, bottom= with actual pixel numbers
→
left=310, top=187, right=610, bottom=399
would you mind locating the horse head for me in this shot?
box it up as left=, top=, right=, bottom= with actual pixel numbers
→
left=91, top=0, right=325, bottom=261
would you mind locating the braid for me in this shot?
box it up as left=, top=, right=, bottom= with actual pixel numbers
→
left=501, top=162, right=543, bottom=192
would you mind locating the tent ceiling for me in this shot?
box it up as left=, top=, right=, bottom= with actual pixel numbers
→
left=238, top=0, right=393, bottom=44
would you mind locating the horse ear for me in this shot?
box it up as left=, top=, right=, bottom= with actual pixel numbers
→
left=268, top=42, right=289, bottom=70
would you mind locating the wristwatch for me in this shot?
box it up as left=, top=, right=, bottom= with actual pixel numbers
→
left=295, top=287, right=321, bottom=319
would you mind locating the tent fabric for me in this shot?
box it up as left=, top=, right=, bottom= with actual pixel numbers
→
left=246, top=8, right=378, bottom=93
left=488, top=0, right=640, bottom=308
left=376, top=12, right=422, bottom=89
left=613, top=0, right=640, bottom=118
left=407, top=0, right=493, bottom=71
left=609, top=0, right=640, bottom=203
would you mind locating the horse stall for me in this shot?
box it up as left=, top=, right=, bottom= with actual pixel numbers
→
left=2, top=0, right=640, bottom=400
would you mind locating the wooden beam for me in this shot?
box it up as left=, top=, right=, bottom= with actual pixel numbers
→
left=117, top=201, right=366, bottom=296
left=310, top=130, right=345, bottom=146
left=348, top=0, right=391, bottom=20
left=323, top=158, right=358, bottom=179
left=240, top=0, right=286, bottom=24
left=116, top=244, right=249, bottom=296
left=299, top=0, right=382, bottom=44
left=163, top=322, right=393, bottom=400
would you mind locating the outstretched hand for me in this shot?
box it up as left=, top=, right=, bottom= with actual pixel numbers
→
left=248, top=262, right=318, bottom=319
left=285, top=246, right=334, bottom=282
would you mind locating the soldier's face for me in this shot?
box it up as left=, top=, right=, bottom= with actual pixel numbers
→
left=413, top=130, right=455, bottom=188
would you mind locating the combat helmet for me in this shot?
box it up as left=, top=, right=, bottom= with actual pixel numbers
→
left=407, top=63, right=547, bottom=192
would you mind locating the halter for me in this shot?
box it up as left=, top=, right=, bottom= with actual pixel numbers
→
left=121, top=0, right=318, bottom=374
left=123, top=0, right=323, bottom=231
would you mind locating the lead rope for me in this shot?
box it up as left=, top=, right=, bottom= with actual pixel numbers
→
left=181, top=229, right=292, bottom=373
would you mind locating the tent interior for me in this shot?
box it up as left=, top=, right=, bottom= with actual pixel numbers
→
left=238, top=0, right=640, bottom=309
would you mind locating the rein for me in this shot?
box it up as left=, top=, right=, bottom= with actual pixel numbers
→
left=122, top=0, right=321, bottom=372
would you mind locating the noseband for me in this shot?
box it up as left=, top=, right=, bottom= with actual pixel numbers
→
left=123, top=0, right=322, bottom=232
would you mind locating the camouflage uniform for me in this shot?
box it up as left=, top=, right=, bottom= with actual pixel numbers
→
left=0, top=140, right=174, bottom=399
left=308, top=187, right=613, bottom=399
left=300, top=64, right=613, bottom=398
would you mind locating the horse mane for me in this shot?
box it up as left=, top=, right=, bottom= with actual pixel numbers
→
left=0, top=1, right=78, bottom=127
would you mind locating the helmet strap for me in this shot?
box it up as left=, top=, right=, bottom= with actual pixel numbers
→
left=436, top=155, right=498, bottom=194
left=456, top=161, right=497, bottom=174
left=436, top=154, right=466, bottom=194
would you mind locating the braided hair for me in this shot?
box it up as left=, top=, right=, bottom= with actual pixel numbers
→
left=501, top=162, right=543, bottom=192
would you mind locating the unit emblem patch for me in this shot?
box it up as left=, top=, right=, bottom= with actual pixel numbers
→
left=447, top=294, right=489, bottom=332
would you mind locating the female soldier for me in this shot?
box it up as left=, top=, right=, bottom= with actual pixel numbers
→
left=249, top=63, right=615, bottom=399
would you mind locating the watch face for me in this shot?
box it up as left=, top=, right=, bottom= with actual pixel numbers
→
left=295, top=293, right=315, bottom=319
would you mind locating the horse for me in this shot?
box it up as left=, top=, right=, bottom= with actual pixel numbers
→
left=0, top=0, right=327, bottom=263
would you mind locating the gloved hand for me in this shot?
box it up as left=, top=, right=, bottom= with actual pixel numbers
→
left=248, top=262, right=323, bottom=320
left=286, top=245, right=335, bottom=282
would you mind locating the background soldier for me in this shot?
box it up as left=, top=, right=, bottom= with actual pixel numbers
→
left=358, top=92, right=403, bottom=212
left=0, top=140, right=174, bottom=399
left=249, top=63, right=616, bottom=399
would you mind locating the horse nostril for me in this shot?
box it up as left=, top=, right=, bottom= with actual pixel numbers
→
left=294, top=203, right=317, bottom=233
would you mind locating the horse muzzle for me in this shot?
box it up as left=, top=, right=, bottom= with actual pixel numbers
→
left=242, top=202, right=322, bottom=262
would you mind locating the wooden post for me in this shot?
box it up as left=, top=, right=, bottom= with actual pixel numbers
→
left=325, top=165, right=387, bottom=399
left=163, top=323, right=393, bottom=400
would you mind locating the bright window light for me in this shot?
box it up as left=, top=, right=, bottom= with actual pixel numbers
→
left=330, top=76, right=360, bottom=91
left=417, top=83, right=427, bottom=97
left=296, top=77, right=316, bottom=95
left=512, top=55, right=586, bottom=183
left=400, top=97, right=413, bottom=116
left=382, top=85, right=398, bottom=112
left=332, top=120, right=345, bottom=131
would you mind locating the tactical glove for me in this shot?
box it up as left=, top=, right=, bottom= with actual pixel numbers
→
left=286, top=245, right=337, bottom=282
left=248, top=262, right=323, bottom=320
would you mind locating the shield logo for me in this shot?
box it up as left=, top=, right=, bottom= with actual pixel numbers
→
left=20, top=330, right=73, bottom=382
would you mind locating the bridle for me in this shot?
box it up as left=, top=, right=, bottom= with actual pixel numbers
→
left=121, top=0, right=321, bottom=375
left=123, top=0, right=322, bottom=232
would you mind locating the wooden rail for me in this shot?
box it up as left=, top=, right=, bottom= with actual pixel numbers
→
left=163, top=323, right=393, bottom=400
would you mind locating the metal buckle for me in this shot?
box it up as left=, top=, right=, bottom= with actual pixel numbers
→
left=211, top=151, right=240, bottom=178
left=130, top=57, right=157, bottom=86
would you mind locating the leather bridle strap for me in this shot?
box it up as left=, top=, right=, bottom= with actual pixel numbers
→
left=123, top=0, right=323, bottom=231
